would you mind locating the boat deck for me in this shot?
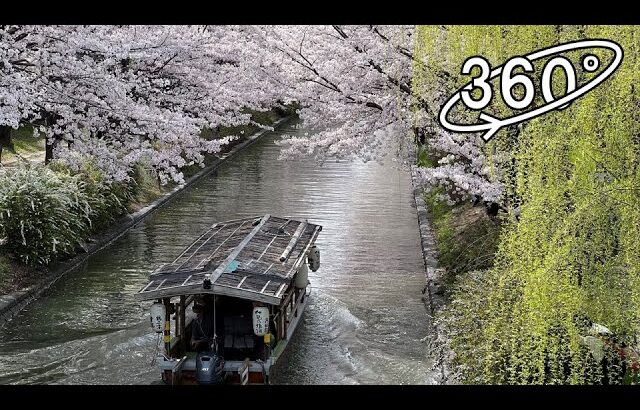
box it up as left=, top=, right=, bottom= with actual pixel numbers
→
left=135, top=214, right=322, bottom=305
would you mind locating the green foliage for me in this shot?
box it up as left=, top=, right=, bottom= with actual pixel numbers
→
left=0, top=254, right=10, bottom=290
left=416, top=145, right=436, bottom=168
left=417, top=26, right=640, bottom=384
left=0, top=161, right=134, bottom=266
left=10, top=125, right=45, bottom=155
left=0, top=106, right=289, bottom=269
left=50, top=160, right=132, bottom=231
left=425, top=191, right=502, bottom=288
left=0, top=165, right=91, bottom=265
left=202, top=108, right=286, bottom=141
left=248, top=108, right=283, bottom=127
left=127, top=162, right=160, bottom=210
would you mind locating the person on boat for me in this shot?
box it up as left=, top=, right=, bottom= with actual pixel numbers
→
left=191, top=297, right=217, bottom=352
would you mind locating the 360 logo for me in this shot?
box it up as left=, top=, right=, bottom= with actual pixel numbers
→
left=438, top=40, right=624, bottom=142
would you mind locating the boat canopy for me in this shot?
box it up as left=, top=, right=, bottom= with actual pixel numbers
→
left=134, top=214, right=322, bottom=305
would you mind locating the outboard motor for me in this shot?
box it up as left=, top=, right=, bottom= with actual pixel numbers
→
left=195, top=351, right=224, bottom=385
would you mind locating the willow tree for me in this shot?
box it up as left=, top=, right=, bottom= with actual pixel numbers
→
left=414, top=25, right=640, bottom=384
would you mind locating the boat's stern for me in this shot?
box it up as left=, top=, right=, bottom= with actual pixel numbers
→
left=156, top=355, right=272, bottom=385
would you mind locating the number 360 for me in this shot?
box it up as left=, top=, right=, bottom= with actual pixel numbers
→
left=461, top=55, right=577, bottom=111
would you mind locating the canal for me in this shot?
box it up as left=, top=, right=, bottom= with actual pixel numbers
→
left=0, top=118, right=437, bottom=384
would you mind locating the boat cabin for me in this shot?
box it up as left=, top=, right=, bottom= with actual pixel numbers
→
left=135, top=214, right=322, bottom=384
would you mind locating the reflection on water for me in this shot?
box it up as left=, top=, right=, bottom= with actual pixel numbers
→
left=0, top=118, right=437, bottom=384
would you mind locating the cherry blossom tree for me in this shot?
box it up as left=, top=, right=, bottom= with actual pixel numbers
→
left=0, top=25, right=506, bottom=206
left=243, top=25, right=417, bottom=163
left=35, top=25, right=283, bottom=183
left=244, top=25, right=504, bottom=208
left=0, top=26, right=42, bottom=162
left=0, top=25, right=279, bottom=183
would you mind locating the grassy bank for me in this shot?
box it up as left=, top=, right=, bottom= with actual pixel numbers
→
left=417, top=145, right=503, bottom=295
left=424, top=189, right=502, bottom=294
left=1, top=126, right=46, bottom=166
left=0, top=108, right=291, bottom=294
left=0, top=254, right=36, bottom=294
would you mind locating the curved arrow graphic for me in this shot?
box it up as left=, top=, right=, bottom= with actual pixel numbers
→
left=438, top=39, right=624, bottom=142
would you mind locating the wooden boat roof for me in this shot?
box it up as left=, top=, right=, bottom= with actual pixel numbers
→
left=134, top=214, right=322, bottom=305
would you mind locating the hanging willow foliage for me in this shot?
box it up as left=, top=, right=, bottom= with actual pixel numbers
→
left=414, top=26, right=640, bottom=384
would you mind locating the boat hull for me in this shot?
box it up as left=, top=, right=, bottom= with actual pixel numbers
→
left=157, top=285, right=310, bottom=385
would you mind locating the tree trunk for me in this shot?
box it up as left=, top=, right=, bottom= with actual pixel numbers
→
left=412, top=126, right=426, bottom=145
left=44, top=112, right=62, bottom=165
left=45, top=135, right=59, bottom=164
left=0, top=126, right=11, bottom=164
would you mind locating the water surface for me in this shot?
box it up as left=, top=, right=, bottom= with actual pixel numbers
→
left=0, top=119, right=436, bottom=384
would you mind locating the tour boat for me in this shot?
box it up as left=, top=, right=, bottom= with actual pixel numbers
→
left=134, top=214, right=321, bottom=384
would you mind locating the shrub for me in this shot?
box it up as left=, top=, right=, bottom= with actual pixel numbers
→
left=50, top=160, right=132, bottom=231
left=127, top=162, right=161, bottom=208
left=0, top=161, right=135, bottom=266
left=436, top=269, right=495, bottom=384
left=0, top=166, right=91, bottom=265
left=0, top=254, right=10, bottom=291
